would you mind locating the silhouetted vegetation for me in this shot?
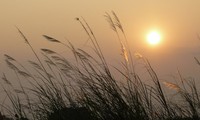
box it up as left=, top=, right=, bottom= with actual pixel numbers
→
left=1, top=12, right=200, bottom=120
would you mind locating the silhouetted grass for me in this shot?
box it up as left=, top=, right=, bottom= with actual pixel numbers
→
left=0, top=12, right=200, bottom=120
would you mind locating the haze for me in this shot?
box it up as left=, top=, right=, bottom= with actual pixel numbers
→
left=1, top=0, right=200, bottom=80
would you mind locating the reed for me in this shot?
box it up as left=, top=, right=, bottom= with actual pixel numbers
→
left=0, top=12, right=199, bottom=120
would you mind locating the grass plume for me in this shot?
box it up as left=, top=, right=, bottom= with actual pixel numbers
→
left=0, top=13, right=199, bottom=120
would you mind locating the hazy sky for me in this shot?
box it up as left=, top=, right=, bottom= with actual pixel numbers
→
left=1, top=0, right=200, bottom=80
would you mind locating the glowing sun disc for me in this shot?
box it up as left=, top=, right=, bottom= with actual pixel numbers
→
left=147, top=31, right=161, bottom=45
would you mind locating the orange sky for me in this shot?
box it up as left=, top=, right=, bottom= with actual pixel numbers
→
left=1, top=0, right=200, bottom=79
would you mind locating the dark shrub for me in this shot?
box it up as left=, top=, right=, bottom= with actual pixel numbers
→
left=47, top=107, right=93, bottom=120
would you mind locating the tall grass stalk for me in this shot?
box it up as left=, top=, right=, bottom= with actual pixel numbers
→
left=0, top=13, right=199, bottom=120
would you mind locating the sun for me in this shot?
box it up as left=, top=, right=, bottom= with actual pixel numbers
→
left=147, top=31, right=161, bottom=45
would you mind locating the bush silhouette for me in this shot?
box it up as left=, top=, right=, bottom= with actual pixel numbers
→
left=47, top=107, right=93, bottom=120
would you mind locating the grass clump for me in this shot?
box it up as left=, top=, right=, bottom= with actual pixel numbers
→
left=0, top=12, right=200, bottom=120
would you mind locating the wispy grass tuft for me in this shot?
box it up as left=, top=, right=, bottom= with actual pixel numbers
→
left=0, top=12, right=199, bottom=120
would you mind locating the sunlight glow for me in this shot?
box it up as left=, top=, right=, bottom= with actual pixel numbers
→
left=147, top=31, right=161, bottom=45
